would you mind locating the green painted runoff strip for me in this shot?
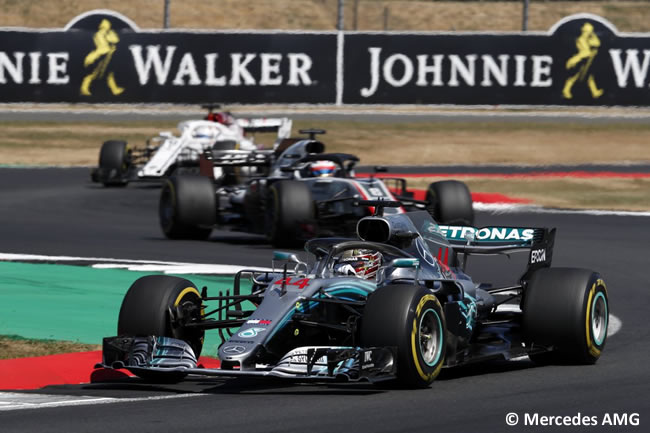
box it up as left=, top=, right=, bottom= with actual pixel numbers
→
left=0, top=262, right=251, bottom=357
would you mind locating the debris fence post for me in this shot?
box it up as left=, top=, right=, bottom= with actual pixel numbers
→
left=383, top=6, right=389, bottom=31
left=522, top=0, right=529, bottom=31
left=163, top=0, right=171, bottom=29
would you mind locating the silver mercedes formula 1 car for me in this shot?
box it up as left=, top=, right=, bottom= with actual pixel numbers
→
left=98, top=203, right=609, bottom=388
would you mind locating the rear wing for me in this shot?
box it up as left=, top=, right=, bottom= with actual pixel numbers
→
left=236, top=118, right=293, bottom=139
left=439, top=225, right=556, bottom=272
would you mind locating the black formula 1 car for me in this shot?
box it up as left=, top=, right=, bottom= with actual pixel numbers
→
left=98, top=202, right=609, bottom=388
left=159, top=130, right=474, bottom=246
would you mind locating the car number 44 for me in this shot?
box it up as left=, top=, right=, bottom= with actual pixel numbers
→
left=274, top=277, right=311, bottom=289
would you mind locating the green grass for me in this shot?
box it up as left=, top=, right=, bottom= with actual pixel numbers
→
left=0, top=335, right=100, bottom=360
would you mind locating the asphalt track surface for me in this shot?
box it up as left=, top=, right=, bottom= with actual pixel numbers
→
left=1, top=167, right=649, bottom=432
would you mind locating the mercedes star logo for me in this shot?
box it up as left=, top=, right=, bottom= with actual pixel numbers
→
left=223, top=345, right=246, bottom=355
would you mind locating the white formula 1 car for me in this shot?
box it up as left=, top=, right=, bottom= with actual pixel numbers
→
left=91, top=105, right=292, bottom=186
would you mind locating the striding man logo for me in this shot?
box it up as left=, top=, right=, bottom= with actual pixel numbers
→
left=562, top=22, right=604, bottom=100
left=80, top=19, right=124, bottom=96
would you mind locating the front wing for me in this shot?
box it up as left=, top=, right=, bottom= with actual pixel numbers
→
left=97, top=336, right=396, bottom=383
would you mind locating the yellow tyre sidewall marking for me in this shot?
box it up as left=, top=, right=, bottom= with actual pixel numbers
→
left=164, top=179, right=177, bottom=210
left=411, top=294, right=444, bottom=382
left=167, top=180, right=176, bottom=207
left=174, top=287, right=200, bottom=307
left=234, top=141, right=243, bottom=182
left=123, top=144, right=131, bottom=171
left=585, top=279, right=606, bottom=358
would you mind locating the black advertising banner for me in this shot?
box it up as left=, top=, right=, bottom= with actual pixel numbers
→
left=0, top=11, right=337, bottom=104
left=344, top=15, right=650, bottom=106
left=3, top=11, right=650, bottom=106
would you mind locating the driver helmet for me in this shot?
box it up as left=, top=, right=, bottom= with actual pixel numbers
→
left=309, top=160, right=337, bottom=177
left=193, top=125, right=216, bottom=139
left=206, top=111, right=234, bottom=126
left=215, top=112, right=234, bottom=126
left=333, top=249, right=382, bottom=280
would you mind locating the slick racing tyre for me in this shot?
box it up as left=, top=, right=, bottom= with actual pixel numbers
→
left=523, top=268, right=608, bottom=365
left=159, top=175, right=216, bottom=240
left=361, top=284, right=446, bottom=388
left=118, top=275, right=205, bottom=381
left=98, top=140, right=130, bottom=187
left=425, top=180, right=474, bottom=226
left=266, top=180, right=314, bottom=247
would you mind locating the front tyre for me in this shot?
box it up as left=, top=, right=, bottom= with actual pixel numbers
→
left=425, top=180, right=474, bottom=226
left=523, top=268, right=608, bottom=365
left=118, top=275, right=205, bottom=381
left=159, top=175, right=216, bottom=240
left=266, top=180, right=314, bottom=247
left=98, top=140, right=130, bottom=187
left=361, top=285, right=446, bottom=388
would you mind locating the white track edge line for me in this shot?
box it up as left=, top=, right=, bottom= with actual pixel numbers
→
left=0, top=252, right=273, bottom=274
left=0, top=393, right=206, bottom=411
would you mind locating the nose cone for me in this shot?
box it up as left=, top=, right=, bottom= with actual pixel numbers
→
left=218, top=326, right=270, bottom=363
left=219, top=343, right=249, bottom=359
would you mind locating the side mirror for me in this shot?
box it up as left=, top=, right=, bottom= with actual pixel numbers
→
left=272, top=252, right=309, bottom=289
left=389, top=258, right=419, bottom=268
left=376, top=257, right=419, bottom=286
left=273, top=251, right=300, bottom=263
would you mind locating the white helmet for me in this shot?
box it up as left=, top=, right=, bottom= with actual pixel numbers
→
left=308, top=160, right=337, bottom=177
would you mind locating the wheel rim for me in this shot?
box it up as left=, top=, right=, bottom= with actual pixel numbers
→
left=122, top=148, right=131, bottom=172
left=419, top=308, right=442, bottom=366
left=159, top=185, right=175, bottom=231
left=425, top=190, right=439, bottom=220
left=265, top=188, right=279, bottom=238
left=591, top=292, right=608, bottom=345
left=173, top=288, right=204, bottom=357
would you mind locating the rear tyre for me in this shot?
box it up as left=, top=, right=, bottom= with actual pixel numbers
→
left=98, top=140, right=130, bottom=187
left=425, top=180, right=474, bottom=225
left=159, top=175, right=216, bottom=240
left=266, top=180, right=314, bottom=247
left=361, top=285, right=446, bottom=388
left=118, top=275, right=205, bottom=381
left=523, top=268, right=608, bottom=365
